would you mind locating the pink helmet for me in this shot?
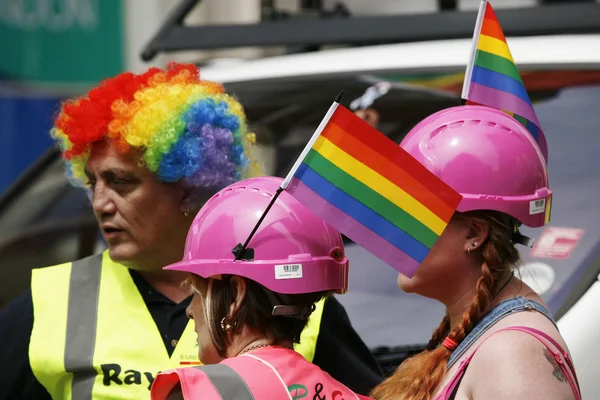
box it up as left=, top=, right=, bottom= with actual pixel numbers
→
left=165, top=176, right=349, bottom=294
left=400, top=105, right=551, bottom=228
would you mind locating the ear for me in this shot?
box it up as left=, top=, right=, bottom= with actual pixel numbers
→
left=178, top=182, right=191, bottom=214
left=228, top=276, right=247, bottom=318
left=465, top=218, right=490, bottom=253
left=181, top=187, right=214, bottom=216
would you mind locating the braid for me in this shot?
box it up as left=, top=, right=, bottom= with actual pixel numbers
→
left=370, top=211, right=519, bottom=400
left=426, top=315, right=450, bottom=350
left=448, top=262, right=494, bottom=344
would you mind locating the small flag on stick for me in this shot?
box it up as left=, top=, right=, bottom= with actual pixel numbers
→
left=462, top=0, right=548, bottom=162
left=280, top=95, right=462, bottom=277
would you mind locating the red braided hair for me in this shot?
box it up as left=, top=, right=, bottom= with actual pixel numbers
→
left=371, top=211, right=520, bottom=400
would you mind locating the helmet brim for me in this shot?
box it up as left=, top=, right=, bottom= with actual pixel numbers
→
left=457, top=189, right=552, bottom=228
left=165, top=257, right=349, bottom=295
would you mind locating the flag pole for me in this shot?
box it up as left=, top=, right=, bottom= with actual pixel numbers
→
left=232, top=185, right=284, bottom=260
left=280, top=90, right=344, bottom=190
left=233, top=91, right=344, bottom=261
left=462, top=0, right=488, bottom=100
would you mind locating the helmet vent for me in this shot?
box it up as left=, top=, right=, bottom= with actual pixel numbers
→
left=431, top=125, right=448, bottom=138
left=448, top=121, right=465, bottom=130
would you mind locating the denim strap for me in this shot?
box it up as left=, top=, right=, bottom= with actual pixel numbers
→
left=447, top=297, right=555, bottom=368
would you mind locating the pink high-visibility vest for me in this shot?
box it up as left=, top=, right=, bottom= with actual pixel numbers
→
left=151, top=346, right=373, bottom=400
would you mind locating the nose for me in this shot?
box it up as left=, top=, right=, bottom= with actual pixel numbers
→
left=91, top=182, right=116, bottom=217
left=186, top=302, right=194, bottom=320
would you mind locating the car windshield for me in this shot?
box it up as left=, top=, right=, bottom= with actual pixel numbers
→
left=1, top=69, right=599, bottom=351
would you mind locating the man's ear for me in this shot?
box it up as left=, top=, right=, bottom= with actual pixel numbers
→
left=181, top=187, right=214, bottom=216
left=177, top=182, right=191, bottom=215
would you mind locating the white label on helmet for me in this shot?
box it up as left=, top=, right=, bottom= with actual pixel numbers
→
left=274, top=264, right=303, bottom=280
left=529, top=198, right=546, bottom=215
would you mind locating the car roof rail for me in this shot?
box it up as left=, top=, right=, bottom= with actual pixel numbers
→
left=141, top=0, right=600, bottom=61
left=0, top=147, right=60, bottom=213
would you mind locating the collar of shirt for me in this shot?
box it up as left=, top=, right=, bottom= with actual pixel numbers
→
left=128, top=269, right=192, bottom=309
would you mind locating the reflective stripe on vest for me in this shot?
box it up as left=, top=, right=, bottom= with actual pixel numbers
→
left=151, top=355, right=292, bottom=400
left=29, top=251, right=324, bottom=399
left=30, top=252, right=200, bottom=399
left=152, top=347, right=370, bottom=400
left=64, top=254, right=102, bottom=400
left=195, top=364, right=255, bottom=400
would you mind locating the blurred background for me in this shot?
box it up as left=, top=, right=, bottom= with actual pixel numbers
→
left=1, top=0, right=600, bottom=395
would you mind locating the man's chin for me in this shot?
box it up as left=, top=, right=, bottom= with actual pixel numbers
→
left=107, top=244, right=140, bottom=264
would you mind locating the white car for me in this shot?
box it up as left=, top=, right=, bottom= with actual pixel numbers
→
left=1, top=33, right=600, bottom=397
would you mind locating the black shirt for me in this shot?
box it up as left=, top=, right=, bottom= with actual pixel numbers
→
left=0, top=270, right=382, bottom=399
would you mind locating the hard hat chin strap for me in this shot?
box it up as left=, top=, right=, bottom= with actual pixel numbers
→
left=500, top=216, right=535, bottom=248
left=510, top=219, right=534, bottom=248
left=272, top=304, right=316, bottom=320
left=512, top=229, right=535, bottom=248
left=260, top=286, right=316, bottom=320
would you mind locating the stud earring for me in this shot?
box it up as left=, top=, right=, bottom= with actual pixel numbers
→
left=467, top=242, right=478, bottom=255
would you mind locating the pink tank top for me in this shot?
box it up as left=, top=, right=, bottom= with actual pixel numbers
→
left=151, top=346, right=373, bottom=400
left=435, top=326, right=581, bottom=400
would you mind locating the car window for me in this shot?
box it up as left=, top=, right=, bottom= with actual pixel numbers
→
left=0, top=157, right=102, bottom=308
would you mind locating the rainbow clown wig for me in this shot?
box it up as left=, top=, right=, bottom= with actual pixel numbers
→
left=51, top=62, right=259, bottom=204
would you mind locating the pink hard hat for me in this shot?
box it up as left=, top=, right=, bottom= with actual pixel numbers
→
left=400, top=105, right=551, bottom=228
left=165, top=176, right=349, bottom=294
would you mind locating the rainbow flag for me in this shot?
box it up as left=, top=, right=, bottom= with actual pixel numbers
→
left=281, top=101, right=462, bottom=277
left=462, top=0, right=547, bottom=162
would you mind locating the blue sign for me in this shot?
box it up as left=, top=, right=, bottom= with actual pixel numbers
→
left=0, top=95, right=61, bottom=193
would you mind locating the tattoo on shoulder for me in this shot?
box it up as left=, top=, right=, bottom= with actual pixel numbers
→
left=543, top=347, right=566, bottom=383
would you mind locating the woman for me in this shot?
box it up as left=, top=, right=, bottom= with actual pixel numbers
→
left=151, top=176, right=371, bottom=400
left=371, top=106, right=580, bottom=400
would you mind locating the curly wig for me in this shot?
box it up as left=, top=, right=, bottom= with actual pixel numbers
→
left=50, top=62, right=260, bottom=205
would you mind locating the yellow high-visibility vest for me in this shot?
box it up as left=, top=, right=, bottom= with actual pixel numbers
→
left=29, top=251, right=324, bottom=399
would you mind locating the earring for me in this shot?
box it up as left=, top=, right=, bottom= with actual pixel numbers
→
left=220, top=317, right=236, bottom=332
left=467, top=242, right=478, bottom=255
left=183, top=210, right=189, bottom=218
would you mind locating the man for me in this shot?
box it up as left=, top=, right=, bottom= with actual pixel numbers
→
left=0, top=63, right=382, bottom=399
